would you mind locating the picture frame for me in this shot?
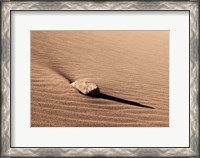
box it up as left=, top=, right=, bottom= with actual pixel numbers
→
left=1, top=0, right=199, bottom=157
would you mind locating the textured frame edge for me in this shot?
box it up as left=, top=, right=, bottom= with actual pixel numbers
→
left=1, top=1, right=199, bottom=157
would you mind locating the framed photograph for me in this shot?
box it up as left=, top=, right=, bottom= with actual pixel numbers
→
left=1, top=0, right=199, bottom=157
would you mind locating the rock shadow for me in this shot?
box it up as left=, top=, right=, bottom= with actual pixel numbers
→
left=90, top=93, right=154, bottom=109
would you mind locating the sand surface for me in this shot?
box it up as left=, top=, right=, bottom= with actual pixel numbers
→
left=31, top=31, right=169, bottom=127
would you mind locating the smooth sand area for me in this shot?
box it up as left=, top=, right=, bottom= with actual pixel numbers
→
left=31, top=31, right=169, bottom=127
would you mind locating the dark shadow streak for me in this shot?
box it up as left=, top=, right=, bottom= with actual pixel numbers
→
left=91, top=93, right=154, bottom=109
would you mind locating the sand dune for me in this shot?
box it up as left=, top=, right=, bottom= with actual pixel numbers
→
left=31, top=31, right=169, bottom=127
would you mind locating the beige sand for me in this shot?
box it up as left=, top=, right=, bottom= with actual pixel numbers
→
left=31, top=31, right=169, bottom=127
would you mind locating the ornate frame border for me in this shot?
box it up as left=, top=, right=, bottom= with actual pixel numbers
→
left=1, top=1, right=199, bottom=157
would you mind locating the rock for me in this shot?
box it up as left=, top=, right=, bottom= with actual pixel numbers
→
left=70, top=80, right=100, bottom=96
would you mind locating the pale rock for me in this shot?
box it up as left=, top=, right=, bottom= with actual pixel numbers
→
left=70, top=80, right=100, bottom=96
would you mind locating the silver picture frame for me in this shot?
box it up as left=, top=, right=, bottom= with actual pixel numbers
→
left=1, top=0, right=199, bottom=157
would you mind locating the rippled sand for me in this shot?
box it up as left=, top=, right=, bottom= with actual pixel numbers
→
left=31, top=31, right=169, bottom=127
